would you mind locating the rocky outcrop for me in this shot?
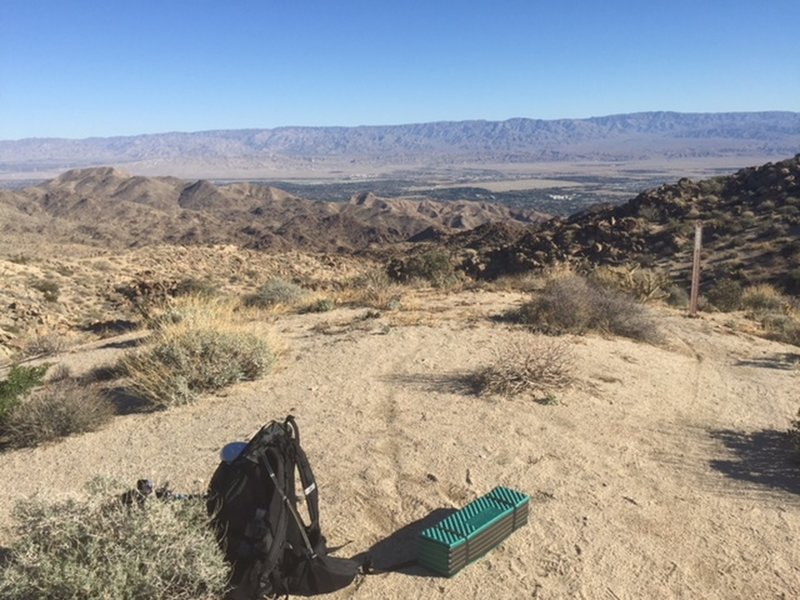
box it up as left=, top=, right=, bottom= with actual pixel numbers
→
left=444, top=155, right=800, bottom=290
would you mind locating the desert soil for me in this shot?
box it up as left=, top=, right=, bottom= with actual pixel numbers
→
left=0, top=289, right=798, bottom=599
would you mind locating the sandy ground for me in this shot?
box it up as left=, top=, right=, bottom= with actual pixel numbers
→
left=0, top=289, right=798, bottom=599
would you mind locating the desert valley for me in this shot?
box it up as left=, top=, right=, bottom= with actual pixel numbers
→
left=0, top=115, right=798, bottom=599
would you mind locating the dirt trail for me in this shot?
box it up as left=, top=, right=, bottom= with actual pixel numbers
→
left=0, top=293, right=798, bottom=599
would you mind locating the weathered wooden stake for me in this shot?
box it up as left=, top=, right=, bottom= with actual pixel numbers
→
left=689, top=222, right=703, bottom=316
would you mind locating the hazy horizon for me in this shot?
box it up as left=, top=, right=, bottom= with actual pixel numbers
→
left=3, top=1, right=799, bottom=140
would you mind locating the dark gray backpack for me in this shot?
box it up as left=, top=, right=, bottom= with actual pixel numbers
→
left=207, top=416, right=360, bottom=598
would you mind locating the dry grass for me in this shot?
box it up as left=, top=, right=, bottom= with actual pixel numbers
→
left=334, top=269, right=404, bottom=310
left=469, top=334, right=574, bottom=399
left=18, top=331, right=69, bottom=358
left=742, top=283, right=789, bottom=312
left=590, top=265, right=670, bottom=303
left=0, top=480, right=228, bottom=600
left=120, top=297, right=276, bottom=408
left=740, top=284, right=800, bottom=347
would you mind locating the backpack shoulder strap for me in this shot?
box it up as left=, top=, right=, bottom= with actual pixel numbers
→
left=285, top=416, right=321, bottom=538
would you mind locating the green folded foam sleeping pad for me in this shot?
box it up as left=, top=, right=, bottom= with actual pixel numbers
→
left=417, top=486, right=529, bottom=576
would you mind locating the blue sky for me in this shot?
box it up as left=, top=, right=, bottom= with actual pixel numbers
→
left=1, top=0, right=798, bottom=139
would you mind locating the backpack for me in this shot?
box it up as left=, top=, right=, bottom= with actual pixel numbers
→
left=207, top=415, right=360, bottom=599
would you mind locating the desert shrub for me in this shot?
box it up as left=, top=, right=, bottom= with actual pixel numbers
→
left=757, top=311, right=800, bottom=347
left=0, top=364, right=48, bottom=427
left=3, top=381, right=114, bottom=447
left=20, top=331, right=68, bottom=357
left=387, top=249, right=462, bottom=288
left=245, top=278, right=307, bottom=309
left=0, top=482, right=227, bottom=600
left=637, top=204, right=662, bottom=222
left=142, top=296, right=237, bottom=331
left=470, top=335, right=573, bottom=399
left=8, top=254, right=32, bottom=265
left=706, top=278, right=743, bottom=312
left=509, top=274, right=661, bottom=343
left=30, top=279, right=60, bottom=302
left=590, top=265, right=670, bottom=302
left=742, top=284, right=787, bottom=312
left=337, top=269, right=404, bottom=309
left=784, top=269, right=800, bottom=295
left=122, top=328, right=273, bottom=408
left=174, top=277, right=219, bottom=298
left=299, top=297, right=335, bottom=313
left=665, top=285, right=690, bottom=308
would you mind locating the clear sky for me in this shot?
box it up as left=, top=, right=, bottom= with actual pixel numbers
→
left=1, top=0, right=798, bottom=140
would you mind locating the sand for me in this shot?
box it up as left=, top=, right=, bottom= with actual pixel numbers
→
left=0, top=289, right=798, bottom=599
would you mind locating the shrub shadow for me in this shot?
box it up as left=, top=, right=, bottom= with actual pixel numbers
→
left=384, top=373, right=476, bottom=396
left=97, top=337, right=146, bottom=350
left=0, top=545, right=11, bottom=567
left=709, top=429, right=800, bottom=495
left=351, top=508, right=455, bottom=577
left=80, top=319, right=139, bottom=336
left=735, top=353, right=800, bottom=370
left=105, top=386, right=158, bottom=415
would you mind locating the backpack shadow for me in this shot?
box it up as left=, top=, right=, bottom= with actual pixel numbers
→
left=352, top=508, right=456, bottom=578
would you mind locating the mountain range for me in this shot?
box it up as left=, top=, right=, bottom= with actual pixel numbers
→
left=0, top=167, right=545, bottom=253
left=2, top=112, right=799, bottom=180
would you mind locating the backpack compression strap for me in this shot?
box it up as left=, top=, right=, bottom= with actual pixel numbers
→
left=285, top=416, right=321, bottom=538
left=260, top=452, right=317, bottom=558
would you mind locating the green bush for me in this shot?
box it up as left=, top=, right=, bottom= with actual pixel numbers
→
left=245, top=278, right=307, bottom=308
left=387, top=249, right=461, bottom=287
left=4, top=381, right=114, bottom=447
left=0, top=483, right=228, bottom=599
left=0, top=365, right=48, bottom=427
left=707, top=278, right=743, bottom=312
left=121, top=328, right=273, bottom=407
left=509, top=275, right=661, bottom=343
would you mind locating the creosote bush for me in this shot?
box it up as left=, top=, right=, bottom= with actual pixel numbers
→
left=0, top=481, right=228, bottom=600
left=707, top=278, right=743, bottom=312
left=387, top=249, right=462, bottom=288
left=470, top=335, right=574, bottom=399
left=509, top=274, right=661, bottom=343
left=3, top=381, right=114, bottom=447
left=245, top=278, right=307, bottom=309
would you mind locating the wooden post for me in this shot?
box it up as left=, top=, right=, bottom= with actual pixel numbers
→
left=689, top=222, right=703, bottom=316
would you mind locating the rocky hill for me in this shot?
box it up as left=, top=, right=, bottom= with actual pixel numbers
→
left=0, top=168, right=545, bottom=254
left=2, top=112, right=798, bottom=179
left=442, top=155, right=800, bottom=292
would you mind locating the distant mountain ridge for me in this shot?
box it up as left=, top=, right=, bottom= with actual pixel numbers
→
left=2, top=112, right=799, bottom=177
